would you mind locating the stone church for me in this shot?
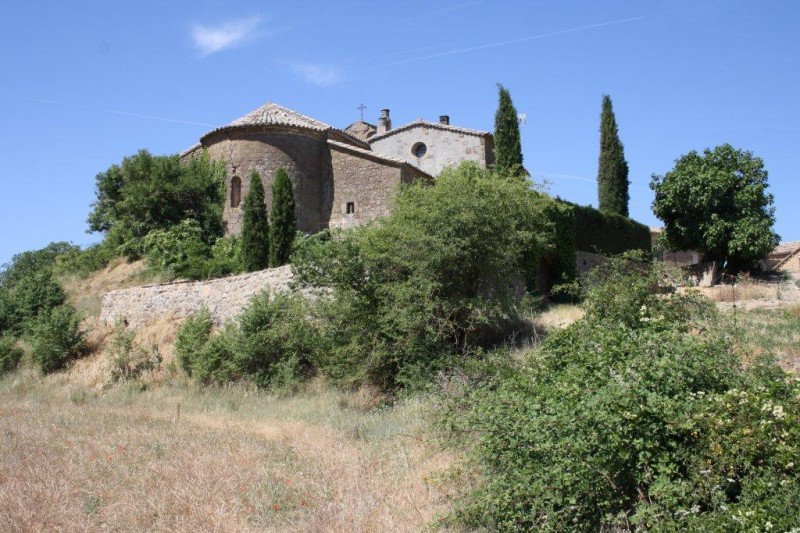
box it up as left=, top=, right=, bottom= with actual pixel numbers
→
left=180, top=102, right=495, bottom=235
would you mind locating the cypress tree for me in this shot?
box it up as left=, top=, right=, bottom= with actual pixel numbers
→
left=269, top=167, right=296, bottom=267
left=494, top=83, right=524, bottom=177
left=597, top=95, right=630, bottom=216
left=240, top=170, right=270, bottom=272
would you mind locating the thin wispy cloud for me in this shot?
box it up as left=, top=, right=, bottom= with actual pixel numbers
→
left=289, top=62, right=343, bottom=86
left=377, top=15, right=647, bottom=68
left=191, top=16, right=261, bottom=56
left=16, top=96, right=214, bottom=127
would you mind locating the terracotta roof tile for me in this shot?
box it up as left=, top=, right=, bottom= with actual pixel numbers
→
left=200, top=102, right=368, bottom=148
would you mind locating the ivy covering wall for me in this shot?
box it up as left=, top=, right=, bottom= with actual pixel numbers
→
left=545, top=199, right=651, bottom=289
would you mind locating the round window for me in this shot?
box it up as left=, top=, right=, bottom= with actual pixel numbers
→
left=412, top=142, right=427, bottom=158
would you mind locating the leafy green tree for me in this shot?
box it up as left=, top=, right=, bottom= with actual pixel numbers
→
left=269, top=168, right=296, bottom=267
left=0, top=242, right=77, bottom=287
left=0, top=242, right=71, bottom=336
left=651, top=144, right=779, bottom=271
left=87, top=149, right=226, bottom=257
left=240, top=170, right=270, bottom=272
left=493, top=84, right=524, bottom=177
left=597, top=94, right=630, bottom=216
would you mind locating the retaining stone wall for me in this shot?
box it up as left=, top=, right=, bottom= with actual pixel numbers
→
left=99, top=265, right=295, bottom=328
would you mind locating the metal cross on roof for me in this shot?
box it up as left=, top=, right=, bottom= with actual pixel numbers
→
left=357, top=103, right=366, bottom=121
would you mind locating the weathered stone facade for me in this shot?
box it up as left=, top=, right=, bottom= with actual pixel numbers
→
left=100, top=265, right=295, bottom=328
left=181, top=103, right=492, bottom=236
left=203, top=127, right=334, bottom=234
left=368, top=118, right=495, bottom=176
left=328, top=140, right=429, bottom=228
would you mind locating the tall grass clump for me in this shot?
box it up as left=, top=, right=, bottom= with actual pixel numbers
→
left=443, top=256, right=800, bottom=531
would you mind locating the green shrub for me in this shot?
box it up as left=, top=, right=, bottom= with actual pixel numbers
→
left=176, top=309, right=241, bottom=385
left=0, top=242, right=77, bottom=286
left=0, top=243, right=70, bottom=336
left=0, top=270, right=66, bottom=336
left=207, top=235, right=243, bottom=278
left=176, top=293, right=320, bottom=388
left=107, top=321, right=160, bottom=382
left=0, top=335, right=23, bottom=375
left=293, top=162, right=553, bottom=390
left=443, top=258, right=800, bottom=531
left=143, top=219, right=212, bottom=280
left=191, top=325, right=241, bottom=385
left=235, top=290, right=319, bottom=388
left=175, top=308, right=213, bottom=376
left=53, top=242, right=116, bottom=276
left=30, top=305, right=86, bottom=374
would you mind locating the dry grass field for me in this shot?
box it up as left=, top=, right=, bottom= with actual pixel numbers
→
left=0, top=373, right=457, bottom=532
left=3, top=262, right=796, bottom=531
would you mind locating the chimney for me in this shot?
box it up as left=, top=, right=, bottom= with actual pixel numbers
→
left=377, top=108, right=391, bottom=134
left=439, top=115, right=450, bottom=125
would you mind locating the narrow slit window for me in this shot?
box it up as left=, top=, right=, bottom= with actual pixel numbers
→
left=346, top=202, right=355, bottom=214
left=230, top=176, right=242, bottom=208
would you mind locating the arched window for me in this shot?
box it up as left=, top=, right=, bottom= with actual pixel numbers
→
left=230, top=176, right=242, bottom=208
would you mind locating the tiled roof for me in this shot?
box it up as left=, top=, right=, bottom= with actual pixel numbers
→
left=226, top=102, right=332, bottom=131
left=367, top=119, right=490, bottom=143
left=772, top=241, right=800, bottom=257
left=179, top=142, right=201, bottom=158
left=200, top=102, right=367, bottom=147
left=326, top=139, right=432, bottom=178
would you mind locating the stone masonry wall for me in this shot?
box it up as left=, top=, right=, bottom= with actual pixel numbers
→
left=204, top=128, right=333, bottom=235
left=328, top=144, right=403, bottom=229
left=99, top=265, right=294, bottom=328
left=369, top=125, right=491, bottom=176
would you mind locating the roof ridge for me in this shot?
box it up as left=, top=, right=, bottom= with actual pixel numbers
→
left=367, top=118, right=490, bottom=143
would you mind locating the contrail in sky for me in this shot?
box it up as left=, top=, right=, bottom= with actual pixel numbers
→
left=16, top=96, right=214, bottom=127
left=377, top=15, right=647, bottom=68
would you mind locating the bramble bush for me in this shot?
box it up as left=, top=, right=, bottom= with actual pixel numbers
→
left=442, top=257, right=800, bottom=531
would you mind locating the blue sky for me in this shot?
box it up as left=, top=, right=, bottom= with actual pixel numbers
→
left=1, top=0, right=798, bottom=265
